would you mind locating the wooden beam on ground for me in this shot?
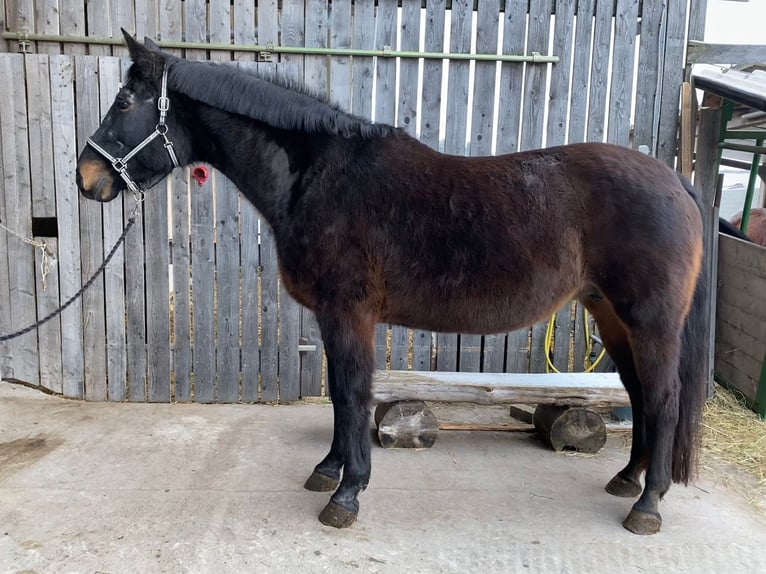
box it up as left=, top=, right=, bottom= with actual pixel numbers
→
left=372, top=371, right=629, bottom=408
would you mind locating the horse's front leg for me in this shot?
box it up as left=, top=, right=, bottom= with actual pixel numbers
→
left=307, top=308, right=376, bottom=528
left=304, top=359, right=343, bottom=492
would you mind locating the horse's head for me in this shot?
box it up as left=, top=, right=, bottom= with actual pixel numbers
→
left=77, top=30, right=186, bottom=202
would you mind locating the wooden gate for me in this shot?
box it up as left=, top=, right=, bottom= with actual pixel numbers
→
left=0, top=0, right=702, bottom=402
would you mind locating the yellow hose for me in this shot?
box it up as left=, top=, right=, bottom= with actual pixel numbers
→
left=544, top=308, right=607, bottom=374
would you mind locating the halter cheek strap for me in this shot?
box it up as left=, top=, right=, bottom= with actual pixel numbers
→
left=87, top=64, right=180, bottom=196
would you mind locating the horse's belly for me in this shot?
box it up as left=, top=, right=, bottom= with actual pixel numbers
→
left=383, top=274, right=580, bottom=335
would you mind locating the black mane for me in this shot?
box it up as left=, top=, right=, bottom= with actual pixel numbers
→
left=140, top=58, right=398, bottom=139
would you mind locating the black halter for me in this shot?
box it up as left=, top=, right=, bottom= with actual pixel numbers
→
left=87, top=64, right=180, bottom=195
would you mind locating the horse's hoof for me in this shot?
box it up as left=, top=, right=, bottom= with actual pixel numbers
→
left=622, top=508, right=662, bottom=535
left=304, top=470, right=340, bottom=492
left=318, top=500, right=358, bottom=529
left=605, top=474, right=642, bottom=498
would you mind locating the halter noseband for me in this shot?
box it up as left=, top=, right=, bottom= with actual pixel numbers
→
left=87, top=64, right=180, bottom=196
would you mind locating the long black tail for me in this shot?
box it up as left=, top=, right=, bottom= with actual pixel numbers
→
left=673, top=174, right=710, bottom=484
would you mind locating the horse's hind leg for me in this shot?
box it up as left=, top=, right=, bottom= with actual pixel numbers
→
left=584, top=297, right=646, bottom=498
left=308, top=307, right=376, bottom=528
left=619, top=329, right=683, bottom=535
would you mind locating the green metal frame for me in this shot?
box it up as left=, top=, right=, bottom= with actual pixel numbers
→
left=1, top=31, right=559, bottom=64
left=717, top=100, right=766, bottom=232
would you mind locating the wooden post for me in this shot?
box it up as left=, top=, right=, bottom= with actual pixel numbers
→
left=533, top=405, right=607, bottom=454
left=375, top=401, right=439, bottom=449
left=694, top=105, right=723, bottom=394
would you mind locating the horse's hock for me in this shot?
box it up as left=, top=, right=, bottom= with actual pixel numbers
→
left=371, top=371, right=628, bottom=453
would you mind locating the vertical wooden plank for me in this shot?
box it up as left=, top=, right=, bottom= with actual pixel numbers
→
left=278, top=288, right=302, bottom=401
left=520, top=0, right=551, bottom=151
left=496, top=0, right=527, bottom=154
left=547, top=0, right=576, bottom=372
left=9, top=0, right=35, bottom=51
left=633, top=0, right=663, bottom=152
left=25, top=54, right=63, bottom=392
left=170, top=168, right=190, bottom=402
left=498, top=0, right=530, bottom=373
left=0, top=106, right=12, bottom=379
left=586, top=0, right=612, bottom=143
left=351, top=0, right=375, bottom=120
left=438, top=0, right=470, bottom=372
left=688, top=0, right=707, bottom=44
left=190, top=179, right=215, bottom=403
left=233, top=0, right=256, bottom=61
left=74, top=57, right=105, bottom=399
left=183, top=0, right=213, bottom=403
left=419, top=0, right=445, bottom=152
left=183, top=0, right=207, bottom=61
left=656, top=1, right=687, bottom=167
left=374, top=325, right=388, bottom=370
left=239, top=177, right=259, bottom=402
left=607, top=0, right=639, bottom=146
left=568, top=0, right=595, bottom=145
left=304, top=0, right=328, bottom=95
left=133, top=0, right=157, bottom=41
left=110, top=0, right=135, bottom=57
left=59, top=0, right=85, bottom=54
left=329, top=0, right=352, bottom=109
left=144, top=189, right=170, bottom=403
left=115, top=56, right=147, bottom=402
left=0, top=54, right=38, bottom=385
left=300, top=0, right=330, bottom=396
left=260, top=222, right=279, bottom=402
left=522, top=0, right=552, bottom=374
left=86, top=0, right=111, bottom=56
left=209, top=0, right=231, bottom=62
left=35, top=0, right=59, bottom=54
left=471, top=0, right=503, bottom=373
left=280, top=0, right=305, bottom=82
left=233, top=62, right=260, bottom=401
left=50, top=55, right=84, bottom=397
left=412, top=330, right=432, bottom=371
left=215, top=173, right=241, bottom=402
left=159, top=0, right=183, bottom=55
left=695, top=106, right=722, bottom=389
left=208, top=0, right=238, bottom=403
left=96, top=57, right=128, bottom=401
left=256, top=1, right=278, bottom=77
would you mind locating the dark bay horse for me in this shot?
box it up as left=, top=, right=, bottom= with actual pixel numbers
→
left=76, top=32, right=708, bottom=536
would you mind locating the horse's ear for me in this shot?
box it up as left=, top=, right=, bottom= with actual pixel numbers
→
left=122, top=28, right=164, bottom=81
left=143, top=36, right=161, bottom=52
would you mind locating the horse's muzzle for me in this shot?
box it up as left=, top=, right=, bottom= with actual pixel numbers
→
left=76, top=160, right=119, bottom=202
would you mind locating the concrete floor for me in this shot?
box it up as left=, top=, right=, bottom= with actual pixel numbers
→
left=1, top=382, right=764, bottom=574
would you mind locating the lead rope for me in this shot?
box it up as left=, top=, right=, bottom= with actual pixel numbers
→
left=0, top=191, right=144, bottom=343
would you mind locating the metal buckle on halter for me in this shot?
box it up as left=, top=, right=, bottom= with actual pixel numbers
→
left=157, top=96, right=170, bottom=113
left=112, top=158, right=127, bottom=173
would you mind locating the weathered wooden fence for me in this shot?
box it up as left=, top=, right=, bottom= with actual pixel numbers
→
left=715, top=235, right=766, bottom=410
left=0, top=0, right=702, bottom=401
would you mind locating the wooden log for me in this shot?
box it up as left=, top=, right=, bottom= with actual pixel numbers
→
left=376, top=401, right=439, bottom=449
left=372, top=371, right=629, bottom=408
left=533, top=405, right=607, bottom=454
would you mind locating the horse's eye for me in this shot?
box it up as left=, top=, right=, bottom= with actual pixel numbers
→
left=117, top=100, right=130, bottom=111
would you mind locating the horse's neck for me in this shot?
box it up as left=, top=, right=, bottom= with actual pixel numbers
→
left=190, top=105, right=310, bottom=228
